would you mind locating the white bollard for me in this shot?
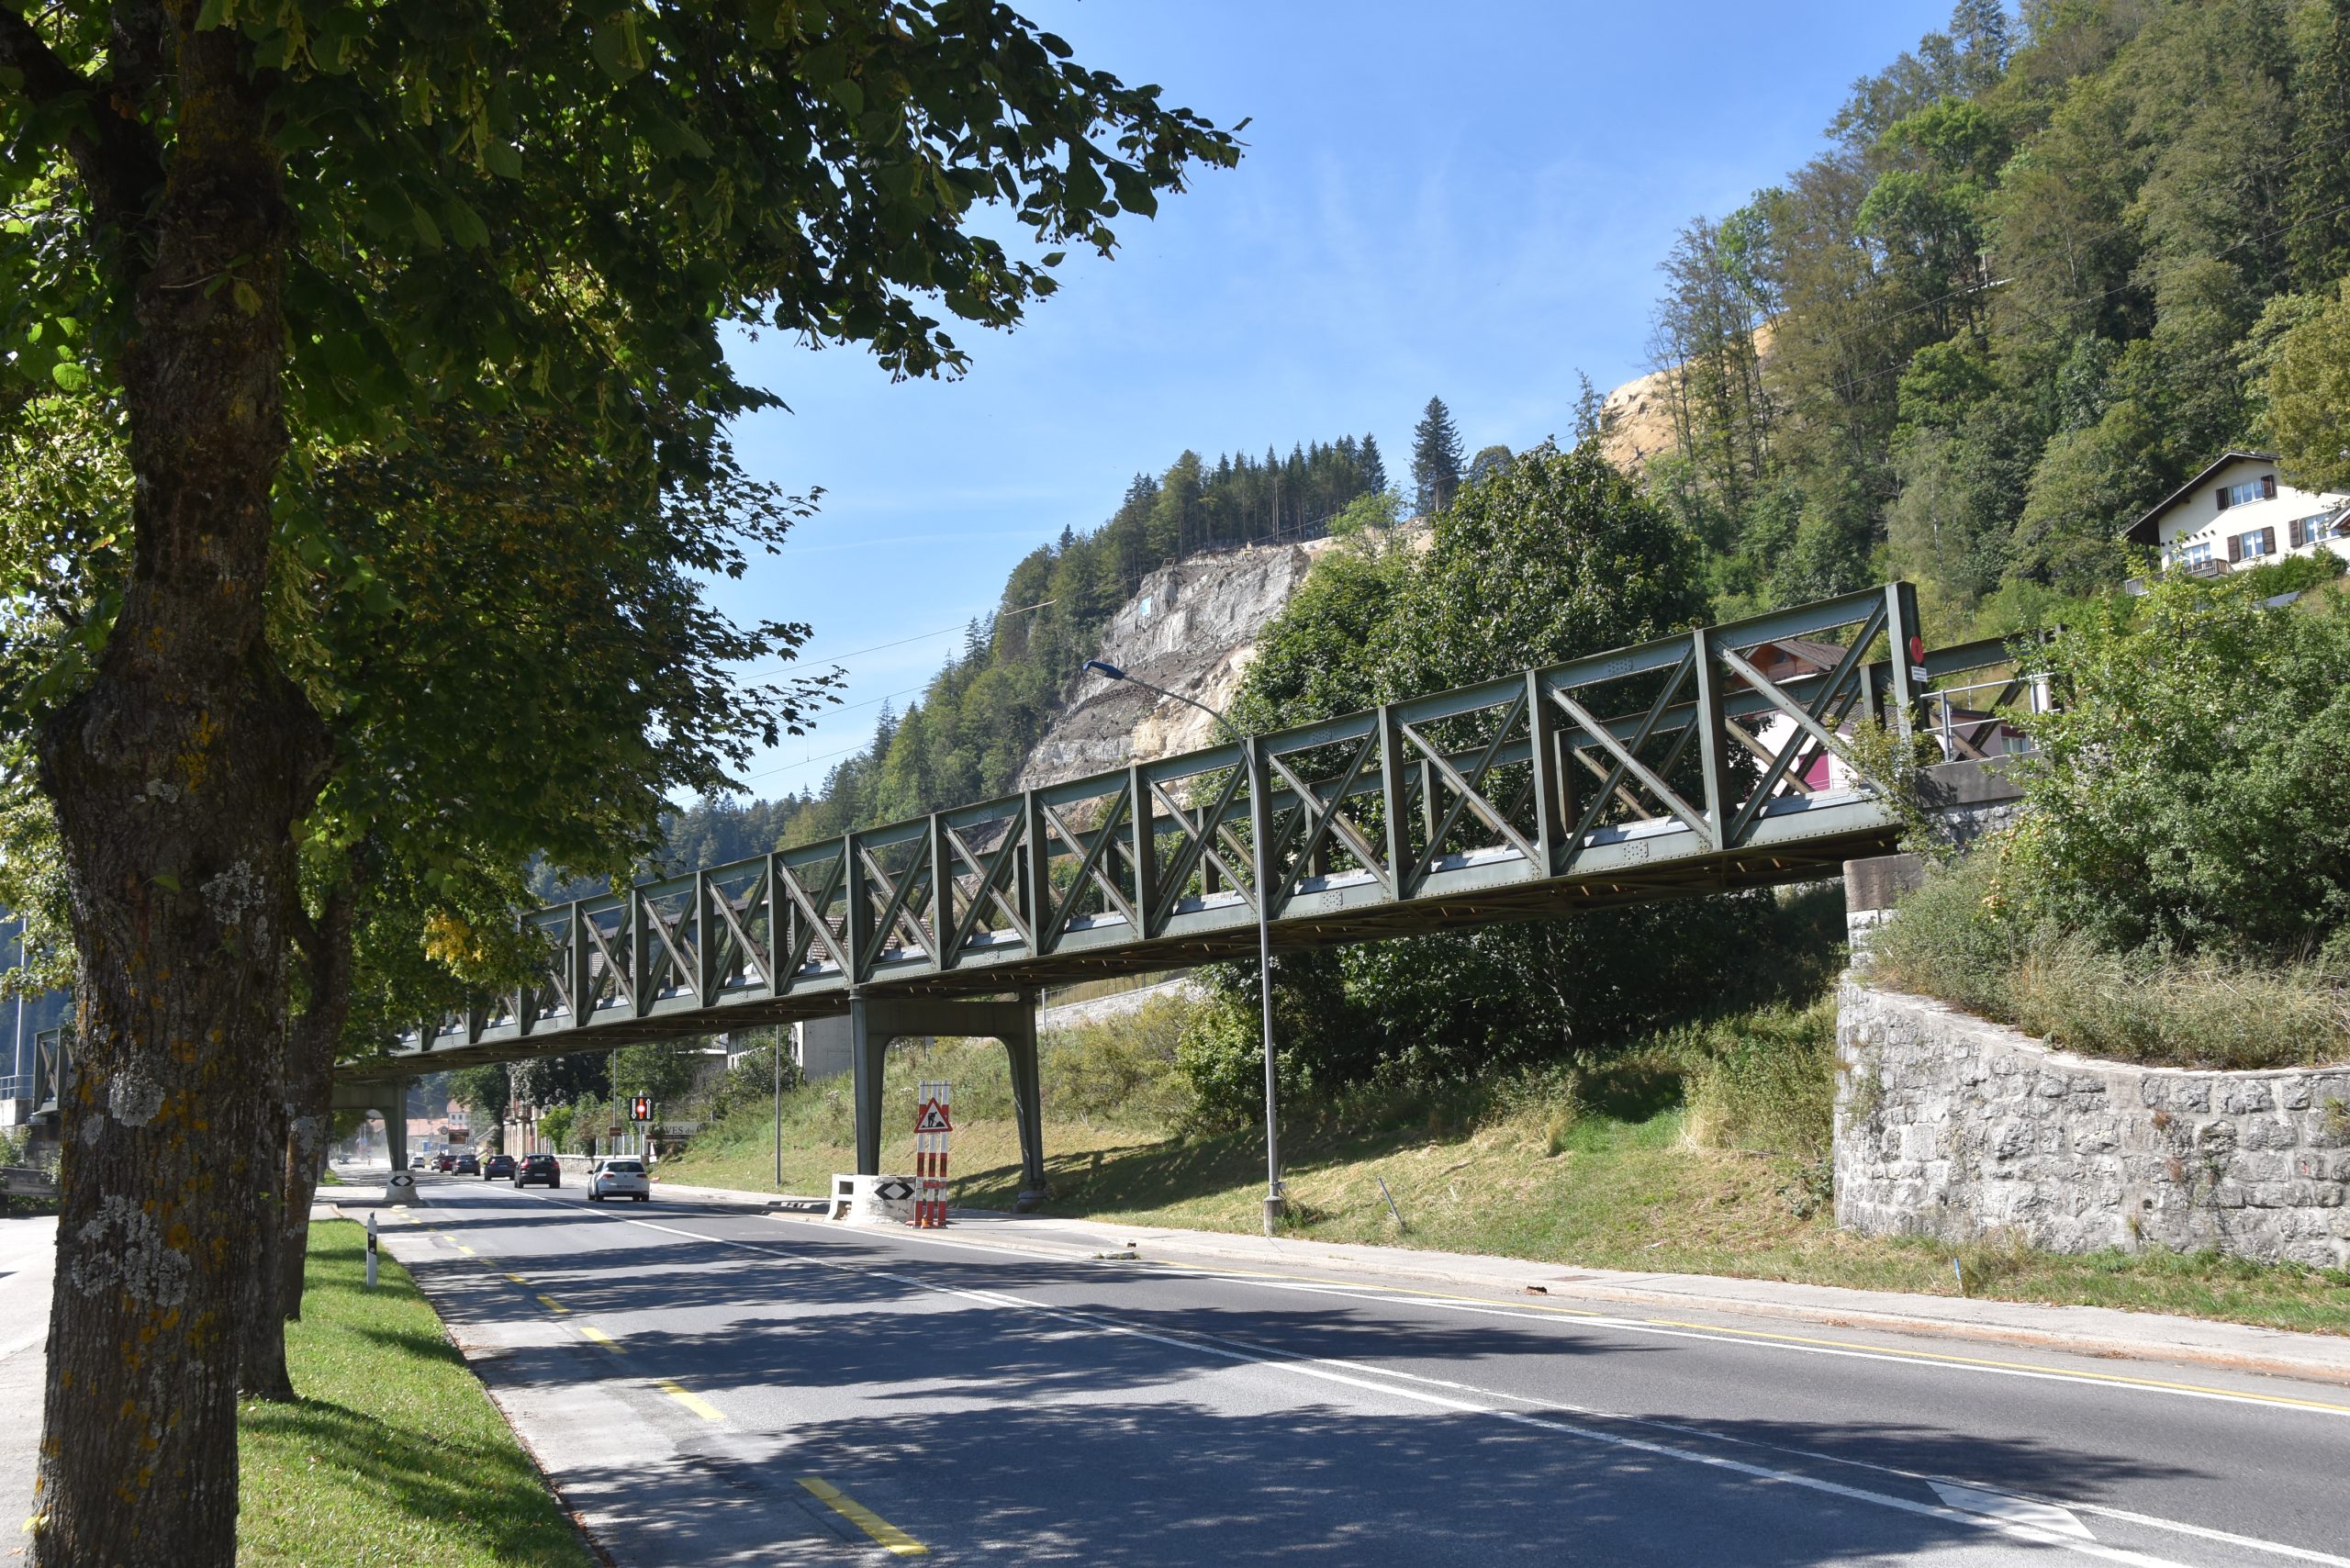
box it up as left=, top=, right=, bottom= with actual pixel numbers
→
left=365, top=1211, right=378, bottom=1291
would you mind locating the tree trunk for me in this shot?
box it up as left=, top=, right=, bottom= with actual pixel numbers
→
left=280, top=880, right=358, bottom=1324
left=30, top=19, right=326, bottom=1568
left=236, top=1008, right=295, bottom=1401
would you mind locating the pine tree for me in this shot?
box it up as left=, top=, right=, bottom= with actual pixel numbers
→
left=2289, top=0, right=2350, bottom=290
left=1358, top=432, right=1389, bottom=494
left=1410, top=397, right=1466, bottom=515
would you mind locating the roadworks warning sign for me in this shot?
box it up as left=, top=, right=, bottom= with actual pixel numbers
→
left=915, top=1099, right=953, bottom=1133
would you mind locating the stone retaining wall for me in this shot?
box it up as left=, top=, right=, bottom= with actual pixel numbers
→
left=1835, top=981, right=2350, bottom=1269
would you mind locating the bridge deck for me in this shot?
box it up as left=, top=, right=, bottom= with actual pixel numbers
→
left=348, top=583, right=2020, bottom=1080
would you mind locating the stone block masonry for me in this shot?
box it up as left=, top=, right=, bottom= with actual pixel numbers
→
left=1835, top=981, right=2350, bottom=1270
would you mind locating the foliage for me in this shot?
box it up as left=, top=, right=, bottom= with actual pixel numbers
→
left=1167, top=439, right=1825, bottom=1123
left=1410, top=396, right=1466, bottom=515
left=2009, top=569, right=2350, bottom=955
left=1640, top=0, right=2350, bottom=637
left=2265, top=276, right=2350, bottom=493
left=1673, top=999, right=1839, bottom=1161
left=1870, top=851, right=2350, bottom=1070
left=773, top=431, right=1386, bottom=846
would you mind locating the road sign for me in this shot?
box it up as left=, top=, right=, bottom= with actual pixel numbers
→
left=631, top=1094, right=651, bottom=1123
left=913, top=1080, right=952, bottom=1228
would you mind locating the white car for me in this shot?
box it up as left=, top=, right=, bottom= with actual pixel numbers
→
left=588, top=1158, right=651, bottom=1203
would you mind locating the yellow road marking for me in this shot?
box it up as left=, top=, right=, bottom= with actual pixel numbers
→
left=796, top=1476, right=928, bottom=1556
left=578, top=1325, right=620, bottom=1350
left=538, top=1294, right=569, bottom=1315
left=505, top=1272, right=531, bottom=1286
left=455, top=1244, right=476, bottom=1255
left=656, top=1379, right=725, bottom=1421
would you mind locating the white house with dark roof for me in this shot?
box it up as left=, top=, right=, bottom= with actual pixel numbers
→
left=2121, top=451, right=2348, bottom=580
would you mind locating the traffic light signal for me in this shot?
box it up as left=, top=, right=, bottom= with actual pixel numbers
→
left=630, top=1094, right=651, bottom=1123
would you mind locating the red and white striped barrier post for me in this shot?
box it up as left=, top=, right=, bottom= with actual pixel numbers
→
left=913, top=1081, right=952, bottom=1227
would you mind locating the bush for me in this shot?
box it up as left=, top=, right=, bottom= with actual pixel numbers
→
left=1673, top=1000, right=1838, bottom=1160
left=2011, top=570, right=2350, bottom=957
left=1042, top=996, right=1192, bottom=1127
left=1873, top=851, right=2350, bottom=1069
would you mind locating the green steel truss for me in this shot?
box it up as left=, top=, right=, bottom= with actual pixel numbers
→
left=352, top=582, right=2009, bottom=1078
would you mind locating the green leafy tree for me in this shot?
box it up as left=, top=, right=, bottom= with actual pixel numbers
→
left=1192, top=442, right=1774, bottom=1117
left=0, top=6, right=1237, bottom=1559
left=2289, top=0, right=2350, bottom=290
left=2266, top=278, right=2350, bottom=493
left=2009, top=570, right=2350, bottom=958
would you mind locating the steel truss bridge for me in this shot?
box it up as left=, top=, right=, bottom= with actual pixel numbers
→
left=343, top=583, right=2027, bottom=1110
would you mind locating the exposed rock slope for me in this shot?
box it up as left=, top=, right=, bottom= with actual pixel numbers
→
left=1018, top=539, right=1339, bottom=788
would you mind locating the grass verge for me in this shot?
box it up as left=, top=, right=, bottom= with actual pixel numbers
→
left=660, top=1014, right=2350, bottom=1338
left=239, top=1219, right=592, bottom=1568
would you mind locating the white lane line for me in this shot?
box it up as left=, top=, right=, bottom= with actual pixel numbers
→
left=480, top=1190, right=2350, bottom=1563
left=498, top=1193, right=2350, bottom=1566
left=1931, top=1482, right=2095, bottom=1540
left=836, top=1222, right=2350, bottom=1421
left=501, top=1195, right=2189, bottom=1567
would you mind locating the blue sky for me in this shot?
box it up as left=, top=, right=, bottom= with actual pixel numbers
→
left=715, top=0, right=1953, bottom=801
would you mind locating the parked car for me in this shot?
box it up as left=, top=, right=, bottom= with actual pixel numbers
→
left=588, top=1158, right=650, bottom=1204
left=434, top=1152, right=456, bottom=1172
left=484, top=1154, right=516, bottom=1181
left=513, top=1152, right=561, bottom=1189
left=453, top=1152, right=480, bottom=1175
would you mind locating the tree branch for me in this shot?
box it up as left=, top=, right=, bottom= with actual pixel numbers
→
left=0, top=3, right=165, bottom=236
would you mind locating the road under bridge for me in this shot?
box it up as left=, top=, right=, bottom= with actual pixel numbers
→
left=339, top=582, right=2035, bottom=1194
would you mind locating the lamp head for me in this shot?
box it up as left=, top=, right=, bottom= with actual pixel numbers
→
left=1084, top=659, right=1127, bottom=680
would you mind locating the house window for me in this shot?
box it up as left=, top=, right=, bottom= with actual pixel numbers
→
left=2290, top=514, right=2339, bottom=548
left=2178, top=541, right=2213, bottom=568
left=2229, top=527, right=2277, bottom=563
left=2215, top=475, right=2279, bottom=510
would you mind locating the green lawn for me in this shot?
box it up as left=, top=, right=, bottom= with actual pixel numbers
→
left=664, top=1066, right=2350, bottom=1338
left=239, top=1220, right=592, bottom=1568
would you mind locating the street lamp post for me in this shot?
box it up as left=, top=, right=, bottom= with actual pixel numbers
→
left=1085, top=660, right=1284, bottom=1234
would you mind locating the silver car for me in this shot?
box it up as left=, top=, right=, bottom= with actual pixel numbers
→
left=588, top=1158, right=651, bottom=1204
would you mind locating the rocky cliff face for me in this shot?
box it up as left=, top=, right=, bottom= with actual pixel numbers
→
left=1017, top=538, right=1341, bottom=789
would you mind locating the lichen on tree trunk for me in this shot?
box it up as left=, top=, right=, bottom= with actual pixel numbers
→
left=28, top=17, right=327, bottom=1567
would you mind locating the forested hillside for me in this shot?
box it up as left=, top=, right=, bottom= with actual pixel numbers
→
left=1646, top=0, right=2350, bottom=632
left=660, top=0, right=2350, bottom=871
left=647, top=435, right=1385, bottom=859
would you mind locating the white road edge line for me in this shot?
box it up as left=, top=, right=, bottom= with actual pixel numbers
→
left=526, top=1194, right=2190, bottom=1568
left=492, top=1189, right=2350, bottom=1568
left=792, top=1217, right=2350, bottom=1423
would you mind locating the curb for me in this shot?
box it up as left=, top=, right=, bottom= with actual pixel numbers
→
left=761, top=1208, right=2350, bottom=1389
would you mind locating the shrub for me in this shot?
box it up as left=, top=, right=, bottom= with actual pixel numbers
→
left=1873, top=851, right=2350, bottom=1069
left=1042, top=996, right=1192, bottom=1127
left=1673, top=1000, right=1838, bottom=1160
left=2011, top=569, right=2350, bottom=957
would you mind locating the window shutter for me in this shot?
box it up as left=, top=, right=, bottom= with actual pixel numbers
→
left=2229, top=532, right=2244, bottom=563
left=2263, top=475, right=2278, bottom=499
left=2262, top=527, right=2277, bottom=554
left=2292, top=517, right=2307, bottom=547
left=2217, top=487, right=2232, bottom=510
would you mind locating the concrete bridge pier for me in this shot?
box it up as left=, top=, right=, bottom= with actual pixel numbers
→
left=330, top=1080, right=408, bottom=1170
left=847, top=993, right=1049, bottom=1212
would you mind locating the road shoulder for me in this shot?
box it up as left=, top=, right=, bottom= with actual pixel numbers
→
left=643, top=1182, right=2350, bottom=1388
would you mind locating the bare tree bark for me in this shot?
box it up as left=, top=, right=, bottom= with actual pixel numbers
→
left=279, top=879, right=358, bottom=1324
left=26, top=12, right=329, bottom=1564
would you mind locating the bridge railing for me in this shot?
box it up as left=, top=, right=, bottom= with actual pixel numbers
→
left=382, top=582, right=2045, bottom=1066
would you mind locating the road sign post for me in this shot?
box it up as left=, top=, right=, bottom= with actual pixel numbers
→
left=913, top=1081, right=952, bottom=1227
left=365, top=1211, right=379, bottom=1289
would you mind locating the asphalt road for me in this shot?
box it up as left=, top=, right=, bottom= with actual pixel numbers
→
left=375, top=1171, right=2350, bottom=1568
